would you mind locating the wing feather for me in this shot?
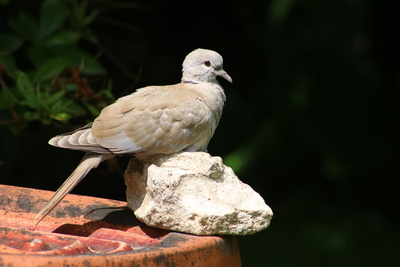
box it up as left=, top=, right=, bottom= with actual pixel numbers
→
left=92, top=83, right=214, bottom=154
left=50, top=82, right=220, bottom=155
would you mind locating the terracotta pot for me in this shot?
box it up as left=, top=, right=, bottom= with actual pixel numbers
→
left=0, top=184, right=241, bottom=266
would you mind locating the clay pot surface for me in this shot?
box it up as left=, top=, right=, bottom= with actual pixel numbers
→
left=0, top=184, right=241, bottom=266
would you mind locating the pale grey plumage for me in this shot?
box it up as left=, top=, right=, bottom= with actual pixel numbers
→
left=35, top=48, right=232, bottom=224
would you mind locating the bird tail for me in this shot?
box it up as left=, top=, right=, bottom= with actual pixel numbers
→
left=34, top=153, right=112, bottom=225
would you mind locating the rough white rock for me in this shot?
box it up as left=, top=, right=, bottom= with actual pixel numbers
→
left=125, top=152, right=273, bottom=235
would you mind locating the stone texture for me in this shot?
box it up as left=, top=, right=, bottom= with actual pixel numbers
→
left=125, top=152, right=273, bottom=235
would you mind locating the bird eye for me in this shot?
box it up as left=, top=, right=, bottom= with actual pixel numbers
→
left=203, top=60, right=211, bottom=67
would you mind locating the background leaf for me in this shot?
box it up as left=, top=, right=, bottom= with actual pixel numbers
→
left=32, top=56, right=69, bottom=83
left=27, top=46, right=52, bottom=67
left=49, top=46, right=105, bottom=75
left=0, top=54, right=18, bottom=74
left=42, top=31, right=82, bottom=46
left=7, top=10, right=37, bottom=41
left=0, top=33, right=23, bottom=54
left=15, top=71, right=37, bottom=109
left=38, top=0, right=67, bottom=40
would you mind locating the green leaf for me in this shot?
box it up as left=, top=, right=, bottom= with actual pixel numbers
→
left=32, top=56, right=69, bottom=83
left=49, top=46, right=104, bottom=75
left=80, top=59, right=104, bottom=76
left=64, top=101, right=86, bottom=117
left=15, top=71, right=38, bottom=109
left=51, top=112, right=71, bottom=121
left=27, top=46, right=52, bottom=67
left=46, top=90, right=65, bottom=105
left=37, top=93, right=50, bottom=113
left=81, top=9, right=99, bottom=28
left=0, top=33, right=23, bottom=54
left=65, top=82, right=78, bottom=93
left=0, top=83, right=19, bottom=108
left=99, top=81, right=115, bottom=101
left=7, top=10, right=37, bottom=41
left=42, top=31, right=82, bottom=46
left=85, top=103, right=101, bottom=117
left=38, top=0, right=67, bottom=39
left=50, top=98, right=73, bottom=115
left=40, top=117, right=52, bottom=125
left=69, top=0, right=90, bottom=28
left=0, top=54, right=18, bottom=74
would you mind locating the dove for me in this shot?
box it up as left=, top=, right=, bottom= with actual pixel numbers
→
left=34, top=48, right=232, bottom=224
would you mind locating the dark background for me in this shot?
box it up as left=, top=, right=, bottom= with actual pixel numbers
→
left=1, top=0, right=400, bottom=265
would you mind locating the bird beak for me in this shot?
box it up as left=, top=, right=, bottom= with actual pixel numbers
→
left=217, top=70, right=233, bottom=83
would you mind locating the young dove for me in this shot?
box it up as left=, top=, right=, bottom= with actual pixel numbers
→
left=35, top=48, right=232, bottom=223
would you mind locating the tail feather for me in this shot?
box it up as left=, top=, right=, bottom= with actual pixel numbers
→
left=34, top=153, right=112, bottom=225
left=48, top=123, right=111, bottom=154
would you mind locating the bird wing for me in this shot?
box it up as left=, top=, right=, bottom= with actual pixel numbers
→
left=91, top=83, right=215, bottom=154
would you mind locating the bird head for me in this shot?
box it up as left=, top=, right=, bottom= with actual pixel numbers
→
left=182, top=49, right=232, bottom=84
